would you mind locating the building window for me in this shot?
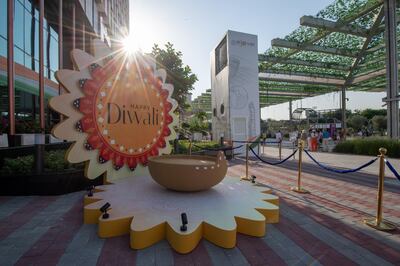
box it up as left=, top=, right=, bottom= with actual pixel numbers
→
left=14, top=0, right=25, bottom=50
left=215, top=36, right=227, bottom=75
left=0, top=0, right=7, bottom=40
left=86, top=0, right=93, bottom=26
left=1, top=0, right=59, bottom=80
left=0, top=36, right=6, bottom=58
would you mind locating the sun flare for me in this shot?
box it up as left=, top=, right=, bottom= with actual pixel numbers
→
left=122, top=34, right=141, bottom=54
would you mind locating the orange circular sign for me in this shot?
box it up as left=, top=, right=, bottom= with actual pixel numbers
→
left=75, top=57, right=173, bottom=171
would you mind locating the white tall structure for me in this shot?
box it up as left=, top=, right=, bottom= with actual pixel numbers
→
left=210, top=30, right=260, bottom=143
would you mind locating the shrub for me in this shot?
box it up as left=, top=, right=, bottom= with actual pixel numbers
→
left=0, top=149, right=84, bottom=176
left=334, top=138, right=400, bottom=158
left=176, top=140, right=220, bottom=154
left=45, top=150, right=71, bottom=171
left=0, top=156, right=34, bottom=176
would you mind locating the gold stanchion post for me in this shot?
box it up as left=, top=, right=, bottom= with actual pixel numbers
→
left=364, top=148, right=396, bottom=231
left=262, top=140, right=265, bottom=154
left=291, top=140, right=310, bottom=193
left=188, top=140, right=192, bottom=156
left=241, top=143, right=251, bottom=181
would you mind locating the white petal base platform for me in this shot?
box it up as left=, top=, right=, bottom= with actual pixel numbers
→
left=84, top=175, right=279, bottom=254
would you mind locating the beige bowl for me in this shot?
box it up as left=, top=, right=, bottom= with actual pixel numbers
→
left=148, top=151, right=228, bottom=192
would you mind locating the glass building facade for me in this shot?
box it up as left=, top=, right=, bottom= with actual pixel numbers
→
left=1, top=0, right=59, bottom=134
left=0, top=0, right=59, bottom=81
left=0, top=0, right=129, bottom=139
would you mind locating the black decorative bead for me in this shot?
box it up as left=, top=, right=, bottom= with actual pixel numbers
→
left=79, top=79, right=87, bottom=88
left=75, top=121, right=83, bottom=132
left=73, top=99, right=80, bottom=109
left=90, top=63, right=100, bottom=72
left=84, top=142, right=93, bottom=150
left=98, top=156, right=107, bottom=164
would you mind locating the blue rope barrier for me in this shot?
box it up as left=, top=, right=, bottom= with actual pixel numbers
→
left=249, top=146, right=297, bottom=165
left=192, top=144, right=244, bottom=151
left=304, top=150, right=378, bottom=174
left=264, top=141, right=281, bottom=144
left=232, top=140, right=261, bottom=144
left=384, top=160, right=400, bottom=182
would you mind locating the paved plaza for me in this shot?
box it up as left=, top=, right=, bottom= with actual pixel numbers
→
left=0, top=151, right=399, bottom=265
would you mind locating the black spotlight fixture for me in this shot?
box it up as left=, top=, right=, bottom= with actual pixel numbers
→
left=180, top=212, right=188, bottom=232
left=86, top=185, right=95, bottom=197
left=251, top=175, right=257, bottom=184
left=100, top=202, right=111, bottom=219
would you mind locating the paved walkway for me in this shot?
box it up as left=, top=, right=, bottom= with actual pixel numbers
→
left=0, top=156, right=399, bottom=265
left=260, top=145, right=400, bottom=181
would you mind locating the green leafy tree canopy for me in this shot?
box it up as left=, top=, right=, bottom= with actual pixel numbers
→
left=348, top=115, right=368, bottom=131
left=371, top=115, right=387, bottom=135
left=360, top=109, right=387, bottom=120
left=151, top=42, right=198, bottom=112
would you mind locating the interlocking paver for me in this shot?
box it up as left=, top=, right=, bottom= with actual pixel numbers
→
left=263, top=224, right=321, bottom=266
left=58, top=224, right=105, bottom=266
left=0, top=151, right=399, bottom=265
left=204, top=240, right=249, bottom=266
left=0, top=192, right=81, bottom=266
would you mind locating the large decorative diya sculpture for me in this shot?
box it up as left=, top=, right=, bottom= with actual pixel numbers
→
left=148, top=151, right=228, bottom=191
left=50, top=39, right=279, bottom=254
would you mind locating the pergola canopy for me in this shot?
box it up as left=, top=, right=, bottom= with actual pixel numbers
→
left=192, top=0, right=399, bottom=137
left=259, top=0, right=397, bottom=107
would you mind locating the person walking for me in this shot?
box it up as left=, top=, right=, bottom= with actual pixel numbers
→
left=310, top=129, right=318, bottom=151
left=322, top=129, right=330, bottom=152
left=300, top=129, right=307, bottom=148
left=275, top=130, right=282, bottom=143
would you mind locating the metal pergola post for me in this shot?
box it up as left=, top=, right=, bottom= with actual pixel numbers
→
left=341, top=87, right=347, bottom=135
left=384, top=0, right=399, bottom=139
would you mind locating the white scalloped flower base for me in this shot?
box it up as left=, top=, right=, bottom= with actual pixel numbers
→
left=84, top=175, right=279, bottom=254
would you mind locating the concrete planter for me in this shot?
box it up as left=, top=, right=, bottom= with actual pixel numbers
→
left=5, top=134, right=57, bottom=147
left=0, top=169, right=104, bottom=196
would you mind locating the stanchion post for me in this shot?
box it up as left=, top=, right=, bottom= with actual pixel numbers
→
left=279, top=140, right=282, bottom=160
left=364, top=148, right=396, bottom=231
left=241, top=143, right=251, bottom=181
left=188, top=140, right=192, bottom=156
left=291, top=140, right=310, bottom=193
left=293, top=141, right=296, bottom=160
left=262, top=139, right=265, bottom=154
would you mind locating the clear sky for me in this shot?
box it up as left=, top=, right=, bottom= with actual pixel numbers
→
left=129, top=0, right=333, bottom=96
left=129, top=0, right=385, bottom=120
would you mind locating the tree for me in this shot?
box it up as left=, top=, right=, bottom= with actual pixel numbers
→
left=371, top=115, right=387, bottom=135
left=347, top=115, right=367, bottom=131
left=151, top=43, right=198, bottom=112
left=195, top=111, right=208, bottom=122
left=360, top=109, right=387, bottom=120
